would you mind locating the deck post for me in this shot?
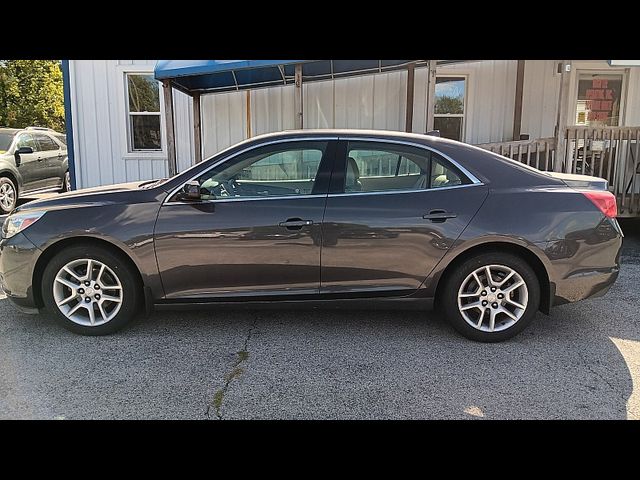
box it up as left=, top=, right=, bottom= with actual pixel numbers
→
left=425, top=60, right=437, bottom=132
left=554, top=60, right=572, bottom=172
left=162, top=80, right=177, bottom=176
left=405, top=62, right=416, bottom=132
left=193, top=93, right=202, bottom=163
left=512, top=60, right=525, bottom=140
left=295, top=64, right=303, bottom=129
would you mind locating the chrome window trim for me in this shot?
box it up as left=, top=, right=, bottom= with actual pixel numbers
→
left=327, top=182, right=484, bottom=198
left=163, top=134, right=481, bottom=206
left=163, top=136, right=339, bottom=206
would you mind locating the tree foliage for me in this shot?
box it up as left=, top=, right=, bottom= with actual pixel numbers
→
left=435, top=95, right=464, bottom=115
left=0, top=60, right=65, bottom=132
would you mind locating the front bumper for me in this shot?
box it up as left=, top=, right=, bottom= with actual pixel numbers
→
left=0, top=232, right=42, bottom=314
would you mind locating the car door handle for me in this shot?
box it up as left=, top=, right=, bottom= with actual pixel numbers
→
left=423, top=209, right=457, bottom=222
left=279, top=218, right=313, bottom=230
left=36, top=157, right=44, bottom=162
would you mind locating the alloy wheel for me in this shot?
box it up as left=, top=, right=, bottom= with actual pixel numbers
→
left=0, top=182, right=16, bottom=211
left=53, top=258, right=123, bottom=326
left=457, top=264, right=528, bottom=332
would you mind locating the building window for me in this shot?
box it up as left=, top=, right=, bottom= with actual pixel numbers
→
left=575, top=72, right=624, bottom=126
left=126, top=73, right=162, bottom=151
left=433, top=76, right=466, bottom=141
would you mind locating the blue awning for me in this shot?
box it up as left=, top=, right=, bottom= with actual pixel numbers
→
left=154, top=60, right=430, bottom=94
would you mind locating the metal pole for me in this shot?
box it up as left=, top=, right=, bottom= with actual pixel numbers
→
left=554, top=60, right=572, bottom=172
left=295, top=64, right=303, bottom=129
left=426, top=60, right=437, bottom=132
left=162, top=80, right=177, bottom=176
left=193, top=93, right=202, bottom=163
left=512, top=60, right=525, bottom=140
left=405, top=62, right=415, bottom=132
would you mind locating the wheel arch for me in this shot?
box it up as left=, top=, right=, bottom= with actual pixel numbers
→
left=32, top=236, right=145, bottom=309
left=433, top=240, right=552, bottom=314
left=0, top=169, right=20, bottom=193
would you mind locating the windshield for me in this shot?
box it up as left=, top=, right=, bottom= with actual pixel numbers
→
left=0, top=133, right=14, bottom=153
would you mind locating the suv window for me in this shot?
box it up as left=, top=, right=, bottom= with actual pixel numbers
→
left=34, top=133, right=59, bottom=151
left=16, top=133, right=38, bottom=151
left=54, top=134, right=67, bottom=146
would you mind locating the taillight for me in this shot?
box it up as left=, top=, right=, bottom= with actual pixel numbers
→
left=582, top=190, right=617, bottom=218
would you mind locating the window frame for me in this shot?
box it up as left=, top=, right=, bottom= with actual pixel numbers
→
left=116, top=66, right=167, bottom=160
left=572, top=69, right=628, bottom=127
left=328, top=138, right=480, bottom=196
left=165, top=137, right=338, bottom=204
left=125, top=72, right=164, bottom=153
left=433, top=75, right=468, bottom=142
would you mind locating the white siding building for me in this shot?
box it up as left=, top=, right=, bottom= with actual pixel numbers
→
left=63, top=59, right=640, bottom=216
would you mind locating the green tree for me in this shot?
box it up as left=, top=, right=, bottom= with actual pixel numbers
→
left=0, top=60, right=65, bottom=132
left=435, top=95, right=463, bottom=115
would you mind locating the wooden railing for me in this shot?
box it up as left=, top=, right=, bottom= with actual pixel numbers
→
left=476, top=137, right=557, bottom=171
left=563, top=126, right=640, bottom=217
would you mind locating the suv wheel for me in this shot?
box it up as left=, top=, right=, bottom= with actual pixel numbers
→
left=0, top=176, right=17, bottom=214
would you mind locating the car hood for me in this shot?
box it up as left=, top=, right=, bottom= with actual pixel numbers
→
left=14, top=181, right=160, bottom=213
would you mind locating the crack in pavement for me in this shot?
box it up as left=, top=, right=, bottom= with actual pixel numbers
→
left=205, top=317, right=257, bottom=420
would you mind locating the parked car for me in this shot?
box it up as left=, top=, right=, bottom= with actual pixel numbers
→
left=0, top=130, right=623, bottom=341
left=0, top=127, right=70, bottom=214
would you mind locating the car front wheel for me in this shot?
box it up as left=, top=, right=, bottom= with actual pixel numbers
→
left=440, top=251, right=541, bottom=342
left=42, top=245, right=140, bottom=335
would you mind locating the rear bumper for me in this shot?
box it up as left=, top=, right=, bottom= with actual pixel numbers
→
left=546, top=217, right=623, bottom=306
left=0, top=231, right=41, bottom=314
left=551, top=266, right=619, bottom=306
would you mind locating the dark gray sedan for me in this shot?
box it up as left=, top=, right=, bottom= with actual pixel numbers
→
left=0, top=130, right=623, bottom=341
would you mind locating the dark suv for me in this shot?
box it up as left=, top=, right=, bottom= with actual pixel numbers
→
left=0, top=127, right=70, bottom=214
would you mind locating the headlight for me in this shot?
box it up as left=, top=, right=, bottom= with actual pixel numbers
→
left=2, top=211, right=46, bottom=239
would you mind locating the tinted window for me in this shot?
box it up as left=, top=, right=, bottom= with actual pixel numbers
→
left=0, top=133, right=14, bottom=152
left=343, top=142, right=430, bottom=193
left=197, top=141, right=327, bottom=200
left=34, top=133, right=59, bottom=151
left=16, top=133, right=38, bottom=151
left=54, top=134, right=67, bottom=146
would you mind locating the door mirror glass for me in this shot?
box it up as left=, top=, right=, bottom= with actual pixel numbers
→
left=178, top=181, right=202, bottom=201
left=15, top=146, right=33, bottom=155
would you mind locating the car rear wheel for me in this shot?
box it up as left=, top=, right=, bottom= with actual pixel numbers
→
left=440, top=251, right=540, bottom=342
left=42, top=245, right=140, bottom=335
left=62, top=171, right=71, bottom=192
left=0, top=176, right=17, bottom=214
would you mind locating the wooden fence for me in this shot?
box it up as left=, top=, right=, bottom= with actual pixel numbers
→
left=476, top=138, right=557, bottom=171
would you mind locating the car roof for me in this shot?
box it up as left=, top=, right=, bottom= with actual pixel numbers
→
left=0, top=128, right=22, bottom=135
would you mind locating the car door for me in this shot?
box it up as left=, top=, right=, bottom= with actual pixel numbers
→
left=13, top=133, right=43, bottom=191
left=154, top=139, right=336, bottom=300
left=320, top=139, right=489, bottom=295
left=32, top=133, right=63, bottom=188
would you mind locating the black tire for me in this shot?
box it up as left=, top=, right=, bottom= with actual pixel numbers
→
left=42, top=244, right=141, bottom=335
left=0, top=176, right=18, bottom=215
left=440, top=251, right=541, bottom=342
left=62, top=171, right=71, bottom=192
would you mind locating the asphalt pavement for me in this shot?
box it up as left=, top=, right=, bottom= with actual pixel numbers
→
left=1, top=210, right=639, bottom=419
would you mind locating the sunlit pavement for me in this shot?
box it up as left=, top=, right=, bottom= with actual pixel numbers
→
left=0, top=214, right=639, bottom=419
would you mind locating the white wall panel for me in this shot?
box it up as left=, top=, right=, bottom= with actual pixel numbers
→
left=201, top=91, right=247, bottom=158
left=69, top=60, right=192, bottom=188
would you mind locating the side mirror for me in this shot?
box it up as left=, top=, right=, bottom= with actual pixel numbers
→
left=177, top=180, right=202, bottom=201
left=15, top=146, right=33, bottom=155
